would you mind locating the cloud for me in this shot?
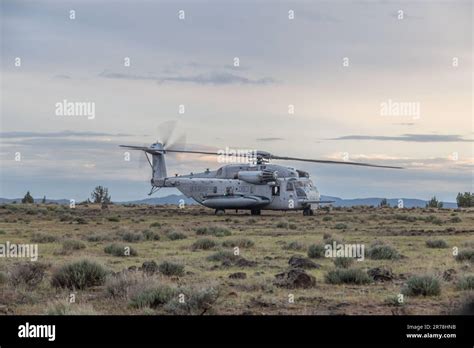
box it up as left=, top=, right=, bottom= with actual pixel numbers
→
left=330, top=134, right=472, bottom=143
left=99, top=70, right=276, bottom=85
left=256, top=137, right=285, bottom=142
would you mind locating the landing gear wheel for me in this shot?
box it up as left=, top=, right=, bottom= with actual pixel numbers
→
left=250, top=209, right=261, bottom=216
left=303, top=207, right=314, bottom=216
left=215, top=209, right=225, bottom=216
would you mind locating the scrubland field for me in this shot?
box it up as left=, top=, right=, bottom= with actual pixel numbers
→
left=0, top=203, right=473, bottom=315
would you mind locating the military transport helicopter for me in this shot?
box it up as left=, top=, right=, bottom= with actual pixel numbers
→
left=120, top=136, right=402, bottom=216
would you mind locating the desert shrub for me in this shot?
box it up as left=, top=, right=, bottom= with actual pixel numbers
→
left=9, top=263, right=48, bottom=287
left=402, top=275, right=441, bottom=296
left=195, top=226, right=231, bottom=237
left=288, top=223, right=297, bottom=230
left=192, top=238, right=217, bottom=250
left=75, top=217, right=88, bottom=224
left=333, top=257, right=354, bottom=268
left=322, top=216, right=332, bottom=221
left=276, top=221, right=289, bottom=229
left=165, top=287, right=219, bottom=315
left=307, top=244, right=325, bottom=258
left=104, top=243, right=138, bottom=257
left=142, top=230, right=160, bottom=241
left=150, top=222, right=161, bottom=228
left=450, top=216, right=462, bottom=223
left=0, top=229, right=6, bottom=234
left=62, top=239, right=86, bottom=251
left=222, top=238, right=254, bottom=248
left=455, top=249, right=474, bottom=263
left=367, top=245, right=400, bottom=260
left=121, top=232, right=143, bottom=243
left=31, top=233, right=57, bottom=243
left=457, top=275, right=474, bottom=291
left=107, top=216, right=120, bottom=222
left=158, top=261, right=185, bottom=276
left=105, top=272, right=142, bottom=299
left=283, top=241, right=305, bottom=251
left=167, top=231, right=187, bottom=240
left=46, top=300, right=97, bottom=315
left=325, top=268, right=371, bottom=285
left=51, top=260, right=107, bottom=289
left=86, top=234, right=111, bottom=242
left=425, top=239, right=448, bottom=249
left=334, top=223, right=348, bottom=230
left=129, top=286, right=176, bottom=309
left=0, top=271, right=7, bottom=284
left=206, top=250, right=239, bottom=262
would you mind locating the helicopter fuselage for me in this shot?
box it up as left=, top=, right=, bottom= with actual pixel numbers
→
left=153, top=163, right=321, bottom=213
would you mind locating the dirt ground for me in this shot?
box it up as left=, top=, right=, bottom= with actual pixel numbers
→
left=0, top=203, right=472, bottom=315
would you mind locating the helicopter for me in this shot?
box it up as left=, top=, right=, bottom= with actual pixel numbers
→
left=120, top=139, right=402, bottom=216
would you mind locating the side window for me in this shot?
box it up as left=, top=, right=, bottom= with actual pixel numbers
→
left=272, top=186, right=280, bottom=196
left=213, top=186, right=217, bottom=194
left=286, top=182, right=294, bottom=191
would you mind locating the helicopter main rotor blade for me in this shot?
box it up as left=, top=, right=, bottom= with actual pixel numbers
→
left=269, top=155, right=403, bottom=169
left=164, top=149, right=219, bottom=156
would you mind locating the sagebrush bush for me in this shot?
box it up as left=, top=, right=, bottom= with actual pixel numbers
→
left=333, top=257, right=354, bottom=268
left=457, top=275, right=474, bottom=291
left=325, top=268, right=371, bottom=285
left=195, top=226, right=231, bottom=237
left=104, top=243, right=138, bottom=257
left=455, top=249, right=474, bottom=263
left=107, top=216, right=120, bottom=222
left=164, top=287, right=219, bottom=315
left=0, top=271, right=7, bottom=284
left=307, top=244, right=325, bottom=258
left=51, top=260, right=108, bottom=289
left=222, top=238, right=254, bottom=248
left=31, top=233, right=57, bottom=243
left=368, top=245, right=400, bottom=260
left=150, top=222, right=161, bottom=228
left=105, top=272, right=142, bottom=299
left=192, top=238, right=217, bottom=250
left=129, top=286, right=176, bottom=309
left=167, top=231, right=187, bottom=240
left=62, top=239, right=86, bottom=251
left=425, top=239, right=449, bottom=249
left=46, top=300, right=97, bottom=315
left=402, top=275, right=441, bottom=297
left=334, top=223, right=348, bottom=230
left=275, top=221, right=289, bottom=229
left=206, top=250, right=239, bottom=262
left=9, top=262, right=48, bottom=287
left=158, top=261, right=185, bottom=276
left=121, top=231, right=143, bottom=242
left=142, top=230, right=160, bottom=241
left=322, top=216, right=332, bottom=221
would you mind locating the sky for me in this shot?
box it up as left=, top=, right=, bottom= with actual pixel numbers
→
left=0, top=0, right=472, bottom=202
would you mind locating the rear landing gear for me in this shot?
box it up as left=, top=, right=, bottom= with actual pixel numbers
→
left=303, top=207, right=314, bottom=216
left=250, top=209, right=261, bottom=216
left=215, top=209, right=225, bottom=215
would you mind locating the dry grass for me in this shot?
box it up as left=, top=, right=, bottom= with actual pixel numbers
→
left=0, top=203, right=473, bottom=315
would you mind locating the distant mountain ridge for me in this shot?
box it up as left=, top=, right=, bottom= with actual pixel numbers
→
left=0, top=194, right=458, bottom=208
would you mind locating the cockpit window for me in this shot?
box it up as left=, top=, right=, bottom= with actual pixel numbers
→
left=216, top=168, right=223, bottom=176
